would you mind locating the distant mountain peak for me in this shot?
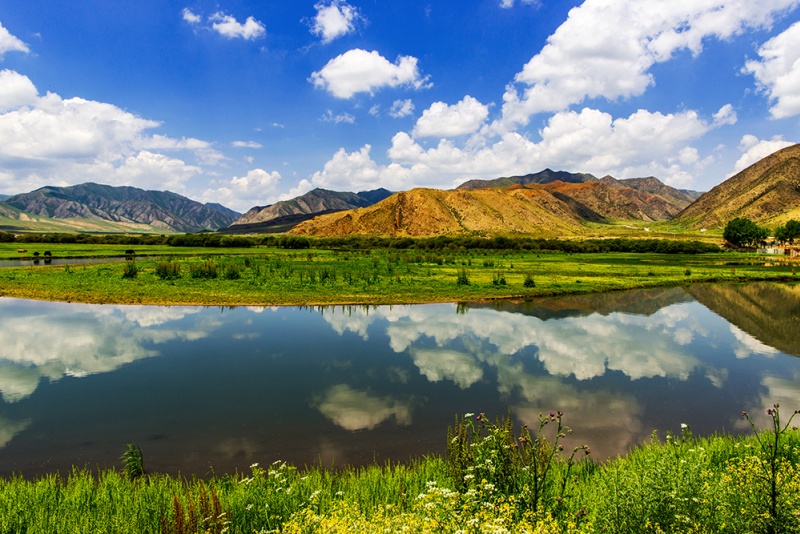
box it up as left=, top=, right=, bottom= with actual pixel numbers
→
left=229, top=187, right=393, bottom=230
left=457, top=169, right=597, bottom=190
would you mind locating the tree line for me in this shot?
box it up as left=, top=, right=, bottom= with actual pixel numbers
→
left=0, top=229, right=723, bottom=254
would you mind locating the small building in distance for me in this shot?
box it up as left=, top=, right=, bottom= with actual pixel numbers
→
left=758, top=245, right=800, bottom=257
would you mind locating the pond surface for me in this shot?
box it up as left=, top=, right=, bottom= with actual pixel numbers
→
left=0, top=256, right=153, bottom=268
left=0, top=283, right=799, bottom=477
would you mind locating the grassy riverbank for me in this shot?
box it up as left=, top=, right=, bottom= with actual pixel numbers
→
left=2, top=410, right=799, bottom=533
left=0, top=242, right=796, bottom=305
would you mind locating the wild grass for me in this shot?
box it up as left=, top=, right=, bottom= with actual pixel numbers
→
left=0, top=246, right=796, bottom=306
left=2, top=407, right=799, bottom=533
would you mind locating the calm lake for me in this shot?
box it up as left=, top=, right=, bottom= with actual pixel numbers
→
left=1, top=283, right=799, bottom=477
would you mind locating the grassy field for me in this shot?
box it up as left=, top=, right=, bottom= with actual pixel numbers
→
left=0, top=242, right=796, bottom=305
left=1, top=409, right=799, bottom=533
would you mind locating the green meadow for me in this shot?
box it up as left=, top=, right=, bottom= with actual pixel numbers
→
left=0, top=240, right=796, bottom=305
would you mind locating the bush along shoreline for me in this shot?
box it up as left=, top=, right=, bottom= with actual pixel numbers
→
left=1, top=405, right=799, bottom=533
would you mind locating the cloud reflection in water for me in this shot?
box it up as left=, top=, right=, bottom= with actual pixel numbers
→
left=313, top=384, right=413, bottom=431
left=0, top=300, right=215, bottom=403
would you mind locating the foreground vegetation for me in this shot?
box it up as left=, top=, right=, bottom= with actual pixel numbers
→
left=0, top=239, right=795, bottom=305
left=2, top=407, right=799, bottom=533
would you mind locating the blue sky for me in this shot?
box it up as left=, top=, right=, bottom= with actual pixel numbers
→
left=0, top=0, right=798, bottom=212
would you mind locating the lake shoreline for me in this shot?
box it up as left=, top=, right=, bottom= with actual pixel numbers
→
left=0, top=273, right=796, bottom=307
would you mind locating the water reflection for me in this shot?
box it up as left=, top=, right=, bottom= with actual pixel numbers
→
left=0, top=283, right=798, bottom=477
left=689, top=283, right=800, bottom=356
left=0, top=301, right=213, bottom=403
left=313, top=384, right=413, bottom=431
left=325, top=300, right=705, bottom=382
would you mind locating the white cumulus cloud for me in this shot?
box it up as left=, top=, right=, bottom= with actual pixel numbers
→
left=209, top=12, right=266, bottom=40
left=0, top=21, right=28, bottom=57
left=743, top=21, right=800, bottom=119
left=182, top=8, right=202, bottom=25
left=308, top=145, right=381, bottom=190
left=713, top=104, right=738, bottom=126
left=310, top=106, right=715, bottom=191
left=114, top=151, right=202, bottom=192
left=497, top=0, right=800, bottom=131
left=310, top=0, right=362, bottom=43
left=413, top=96, right=490, bottom=138
left=0, top=71, right=219, bottom=195
left=0, top=69, right=38, bottom=111
left=200, top=168, right=282, bottom=212
left=733, top=134, right=794, bottom=173
left=389, top=99, right=415, bottom=118
left=310, top=49, right=430, bottom=99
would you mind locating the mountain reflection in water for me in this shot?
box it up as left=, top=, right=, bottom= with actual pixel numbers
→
left=0, top=283, right=798, bottom=477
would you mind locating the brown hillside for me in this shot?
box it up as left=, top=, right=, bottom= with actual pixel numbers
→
left=675, top=144, right=800, bottom=229
left=602, top=176, right=696, bottom=208
left=535, top=180, right=686, bottom=221
left=289, top=188, right=588, bottom=237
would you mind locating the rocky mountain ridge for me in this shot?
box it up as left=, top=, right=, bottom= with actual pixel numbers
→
left=457, top=169, right=598, bottom=190
left=230, top=188, right=392, bottom=227
left=4, top=183, right=240, bottom=233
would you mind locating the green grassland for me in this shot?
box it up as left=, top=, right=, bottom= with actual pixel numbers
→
left=0, top=241, right=795, bottom=305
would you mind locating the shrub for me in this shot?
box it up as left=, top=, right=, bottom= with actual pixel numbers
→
left=155, top=260, right=181, bottom=280
left=190, top=260, right=218, bottom=279
left=456, top=269, right=470, bottom=285
left=223, top=263, right=242, bottom=280
left=524, top=273, right=536, bottom=287
left=122, top=260, right=139, bottom=279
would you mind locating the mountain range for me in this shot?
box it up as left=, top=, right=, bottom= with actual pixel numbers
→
left=287, top=170, right=702, bottom=237
left=224, top=188, right=393, bottom=233
left=288, top=146, right=799, bottom=237
left=1, top=143, right=798, bottom=236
